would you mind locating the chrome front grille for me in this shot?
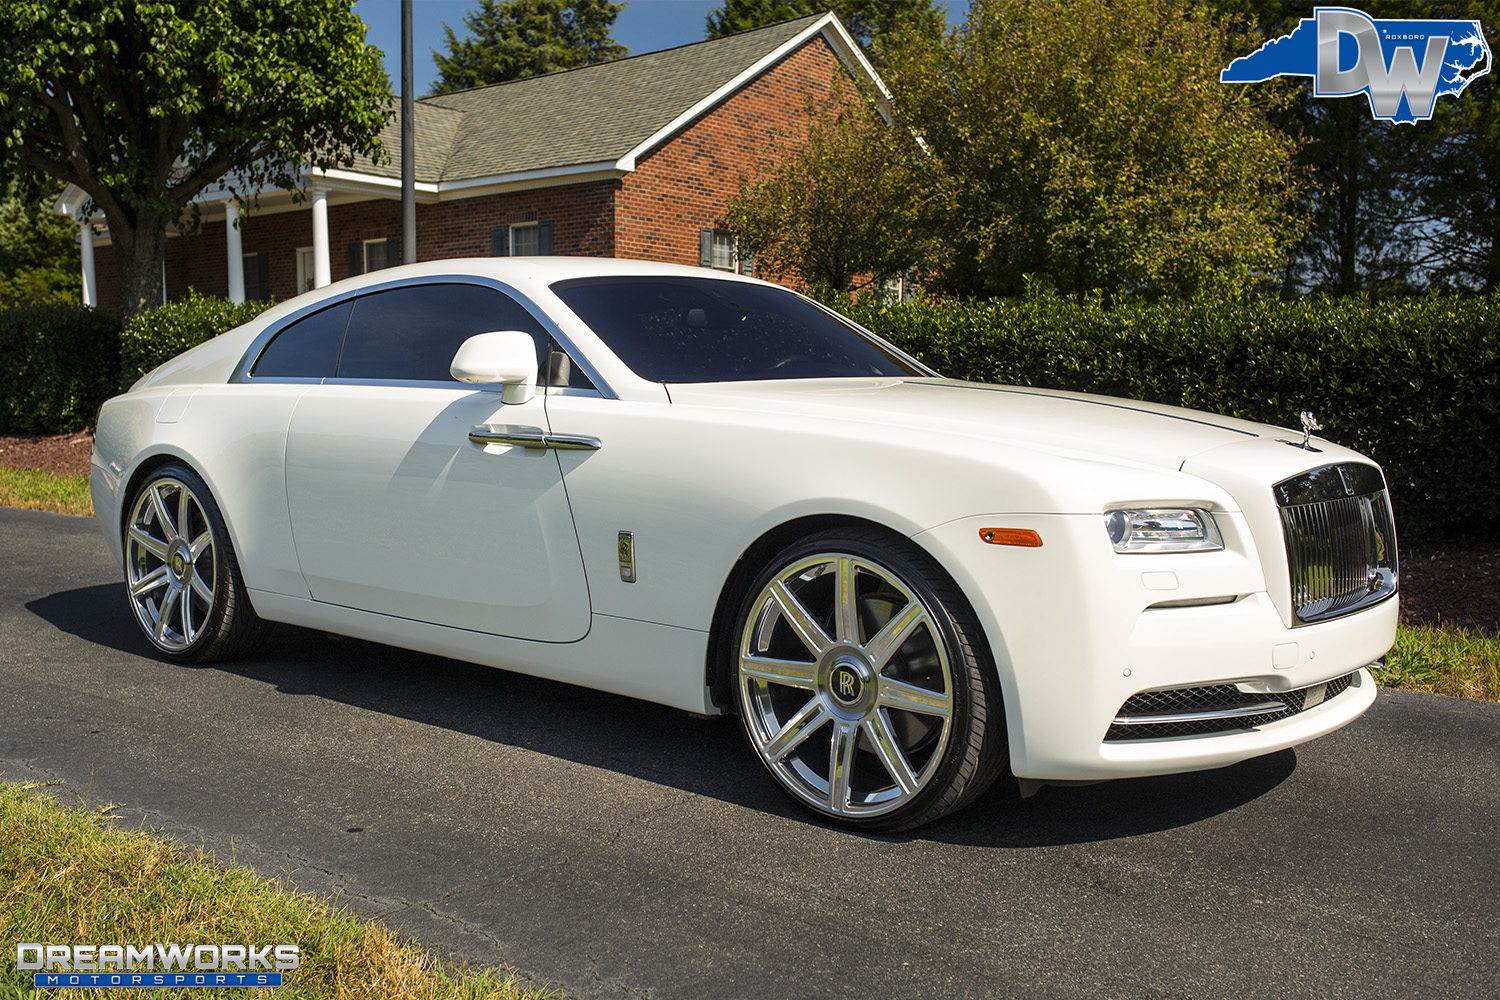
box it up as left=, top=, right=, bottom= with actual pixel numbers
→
left=1275, top=463, right=1398, bottom=625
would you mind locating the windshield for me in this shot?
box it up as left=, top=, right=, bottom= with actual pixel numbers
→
left=551, top=276, right=926, bottom=383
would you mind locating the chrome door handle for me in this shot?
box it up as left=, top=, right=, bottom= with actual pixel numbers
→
left=469, top=424, right=601, bottom=451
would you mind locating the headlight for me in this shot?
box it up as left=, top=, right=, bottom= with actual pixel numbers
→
left=1104, top=507, right=1223, bottom=554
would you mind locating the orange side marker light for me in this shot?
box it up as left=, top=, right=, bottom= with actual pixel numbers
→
left=979, top=527, right=1043, bottom=547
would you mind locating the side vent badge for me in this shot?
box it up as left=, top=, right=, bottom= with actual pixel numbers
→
left=618, top=531, right=636, bottom=583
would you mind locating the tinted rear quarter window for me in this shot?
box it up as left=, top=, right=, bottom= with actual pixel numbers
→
left=250, top=301, right=351, bottom=378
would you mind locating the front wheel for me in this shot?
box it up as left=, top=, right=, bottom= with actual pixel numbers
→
left=123, top=464, right=270, bottom=664
left=733, top=528, right=1007, bottom=831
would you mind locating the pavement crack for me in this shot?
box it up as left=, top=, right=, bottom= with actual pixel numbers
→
left=607, top=791, right=692, bottom=846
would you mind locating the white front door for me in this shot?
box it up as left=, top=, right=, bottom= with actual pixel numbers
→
left=284, top=384, right=590, bottom=642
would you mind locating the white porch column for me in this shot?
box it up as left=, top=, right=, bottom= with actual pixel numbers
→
left=225, top=201, right=245, bottom=304
left=78, top=220, right=96, bottom=307
left=311, top=188, right=331, bottom=288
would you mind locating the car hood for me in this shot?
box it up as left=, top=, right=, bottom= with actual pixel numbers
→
left=665, top=377, right=1289, bottom=472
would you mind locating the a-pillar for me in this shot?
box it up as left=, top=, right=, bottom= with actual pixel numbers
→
left=311, top=188, right=331, bottom=288
left=225, top=201, right=245, bottom=304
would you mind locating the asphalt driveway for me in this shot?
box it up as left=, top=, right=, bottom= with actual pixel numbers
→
left=1, top=507, right=1495, bottom=999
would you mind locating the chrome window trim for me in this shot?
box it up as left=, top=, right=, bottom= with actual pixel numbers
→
left=228, top=274, right=617, bottom=399
left=801, top=295, right=940, bottom=378
left=319, top=377, right=505, bottom=392
left=238, top=375, right=326, bottom=386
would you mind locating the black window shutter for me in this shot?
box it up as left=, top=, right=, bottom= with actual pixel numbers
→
left=699, top=229, right=713, bottom=267
left=741, top=251, right=755, bottom=280
left=491, top=226, right=509, bottom=257
left=348, top=242, right=362, bottom=277
left=538, top=221, right=554, bottom=255
left=386, top=235, right=401, bottom=268
left=254, top=252, right=271, bottom=300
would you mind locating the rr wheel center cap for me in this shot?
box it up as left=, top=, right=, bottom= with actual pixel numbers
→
left=824, top=653, right=876, bottom=714
left=167, top=545, right=190, bottom=582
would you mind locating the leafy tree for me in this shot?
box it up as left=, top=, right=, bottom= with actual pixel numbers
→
left=705, top=0, right=946, bottom=61
left=886, top=0, right=1306, bottom=299
left=1397, top=0, right=1500, bottom=292
left=432, top=0, right=628, bottom=93
left=723, top=96, right=947, bottom=291
left=0, top=1, right=390, bottom=322
left=0, top=176, right=80, bottom=306
left=1281, top=98, right=1420, bottom=296
left=1413, top=71, right=1500, bottom=290
left=1212, top=1, right=1425, bottom=295
left=1212, top=0, right=1500, bottom=295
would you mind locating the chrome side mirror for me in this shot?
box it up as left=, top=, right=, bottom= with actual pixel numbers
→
left=450, top=331, right=538, bottom=404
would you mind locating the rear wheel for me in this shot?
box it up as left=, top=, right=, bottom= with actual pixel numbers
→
left=124, top=464, right=270, bottom=663
left=733, top=527, right=1006, bottom=831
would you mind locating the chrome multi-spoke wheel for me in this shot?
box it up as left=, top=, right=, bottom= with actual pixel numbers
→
left=123, top=465, right=269, bottom=663
left=735, top=530, right=1005, bottom=830
left=127, top=476, right=217, bottom=652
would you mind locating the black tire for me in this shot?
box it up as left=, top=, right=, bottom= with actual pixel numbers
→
left=732, top=526, right=1007, bottom=831
left=122, top=463, right=271, bottom=664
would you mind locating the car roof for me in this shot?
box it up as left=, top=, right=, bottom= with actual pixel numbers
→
left=241, top=256, right=767, bottom=338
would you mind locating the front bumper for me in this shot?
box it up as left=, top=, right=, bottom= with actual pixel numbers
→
left=914, top=512, right=1395, bottom=782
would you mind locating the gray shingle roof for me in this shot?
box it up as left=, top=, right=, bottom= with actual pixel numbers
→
left=350, top=14, right=827, bottom=184
left=348, top=100, right=466, bottom=183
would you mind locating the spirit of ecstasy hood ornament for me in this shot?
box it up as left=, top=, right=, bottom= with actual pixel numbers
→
left=1299, top=410, right=1322, bottom=449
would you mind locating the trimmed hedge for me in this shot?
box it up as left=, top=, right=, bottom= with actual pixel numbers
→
left=0, top=302, right=119, bottom=434
left=831, top=291, right=1500, bottom=540
left=0, top=292, right=273, bottom=435
left=120, top=290, right=274, bottom=387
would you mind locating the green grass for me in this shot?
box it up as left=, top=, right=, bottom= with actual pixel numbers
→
left=0, top=467, right=92, bottom=517
left=1375, top=623, right=1500, bottom=703
left=0, top=781, right=554, bottom=1000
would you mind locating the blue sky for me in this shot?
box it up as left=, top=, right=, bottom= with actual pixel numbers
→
left=353, top=0, right=970, bottom=94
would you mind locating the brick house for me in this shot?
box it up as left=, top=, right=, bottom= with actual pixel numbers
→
left=58, top=13, right=888, bottom=311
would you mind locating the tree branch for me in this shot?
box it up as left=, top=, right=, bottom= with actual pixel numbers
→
left=58, top=76, right=116, bottom=164
left=28, top=87, right=129, bottom=222
left=15, top=147, right=125, bottom=223
left=167, top=141, right=260, bottom=208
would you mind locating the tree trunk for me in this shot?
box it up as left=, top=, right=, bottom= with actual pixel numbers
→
left=106, top=214, right=170, bottom=324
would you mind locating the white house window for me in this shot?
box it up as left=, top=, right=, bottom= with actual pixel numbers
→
left=491, top=222, right=553, bottom=257
left=364, top=238, right=390, bottom=272
left=242, top=252, right=270, bottom=301
left=297, top=247, right=315, bottom=293
left=711, top=231, right=734, bottom=270
left=699, top=228, right=753, bottom=276
left=511, top=223, right=540, bottom=257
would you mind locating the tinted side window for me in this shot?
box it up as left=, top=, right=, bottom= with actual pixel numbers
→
left=250, top=301, right=351, bottom=378
left=336, top=283, right=549, bottom=382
